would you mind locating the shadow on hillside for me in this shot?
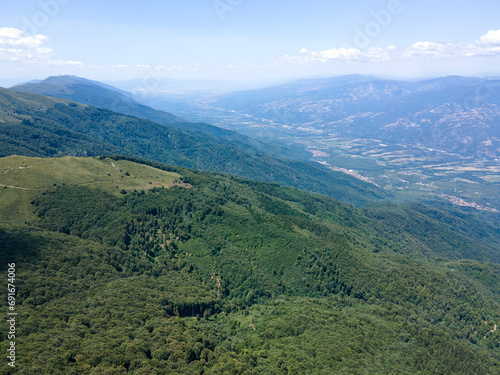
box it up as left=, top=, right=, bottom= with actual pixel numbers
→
left=0, top=227, right=43, bottom=271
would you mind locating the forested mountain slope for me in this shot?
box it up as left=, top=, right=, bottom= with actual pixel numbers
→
left=0, top=155, right=498, bottom=374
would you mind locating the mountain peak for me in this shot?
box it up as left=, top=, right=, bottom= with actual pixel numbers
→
left=43, top=74, right=82, bottom=83
left=38, top=75, right=130, bottom=94
left=11, top=74, right=141, bottom=108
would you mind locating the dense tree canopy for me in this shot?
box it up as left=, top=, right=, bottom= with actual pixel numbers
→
left=0, top=156, right=498, bottom=374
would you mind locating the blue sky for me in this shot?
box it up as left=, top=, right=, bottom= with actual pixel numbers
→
left=1, top=0, right=500, bottom=86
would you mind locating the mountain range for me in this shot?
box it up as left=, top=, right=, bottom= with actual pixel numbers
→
left=212, top=75, right=500, bottom=158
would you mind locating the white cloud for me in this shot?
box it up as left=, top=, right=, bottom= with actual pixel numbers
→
left=0, top=27, right=48, bottom=48
left=0, top=46, right=53, bottom=62
left=46, top=60, right=85, bottom=67
left=404, top=41, right=461, bottom=57
left=310, top=48, right=362, bottom=62
left=0, top=27, right=84, bottom=67
left=287, top=30, right=500, bottom=66
left=478, top=30, right=500, bottom=46
left=287, top=45, right=395, bottom=64
left=404, top=30, right=500, bottom=58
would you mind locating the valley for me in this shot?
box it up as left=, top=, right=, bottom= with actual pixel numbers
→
left=150, top=102, right=500, bottom=214
left=140, top=76, right=500, bottom=216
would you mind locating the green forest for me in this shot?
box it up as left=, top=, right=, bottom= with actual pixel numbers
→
left=0, top=155, right=499, bottom=374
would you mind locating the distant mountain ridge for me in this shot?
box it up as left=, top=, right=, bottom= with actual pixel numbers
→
left=214, top=75, right=500, bottom=158
left=11, top=75, right=309, bottom=161
left=12, top=75, right=183, bottom=124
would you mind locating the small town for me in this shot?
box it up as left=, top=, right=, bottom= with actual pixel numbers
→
left=439, top=194, right=500, bottom=213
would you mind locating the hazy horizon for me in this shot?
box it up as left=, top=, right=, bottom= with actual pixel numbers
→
left=3, top=72, right=500, bottom=95
left=1, top=1, right=500, bottom=87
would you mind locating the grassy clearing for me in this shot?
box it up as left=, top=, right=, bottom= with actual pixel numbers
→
left=0, top=156, right=185, bottom=225
left=0, top=155, right=183, bottom=193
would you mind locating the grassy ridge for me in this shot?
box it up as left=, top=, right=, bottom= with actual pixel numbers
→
left=0, top=156, right=183, bottom=193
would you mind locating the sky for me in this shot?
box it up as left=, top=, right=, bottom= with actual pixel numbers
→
left=1, top=0, right=500, bottom=88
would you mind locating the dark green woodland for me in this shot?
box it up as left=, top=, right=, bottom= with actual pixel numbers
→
left=0, top=154, right=498, bottom=374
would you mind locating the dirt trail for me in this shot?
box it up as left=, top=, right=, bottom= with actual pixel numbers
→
left=0, top=184, right=33, bottom=190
